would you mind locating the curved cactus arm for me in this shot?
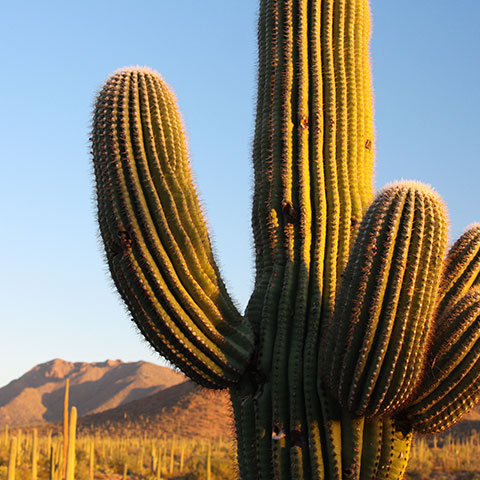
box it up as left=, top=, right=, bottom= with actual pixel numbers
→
left=401, top=288, right=480, bottom=433
left=435, top=223, right=480, bottom=317
left=321, top=182, right=448, bottom=417
left=92, top=68, right=254, bottom=388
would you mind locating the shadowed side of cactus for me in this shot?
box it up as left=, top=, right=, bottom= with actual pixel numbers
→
left=91, top=1, right=480, bottom=479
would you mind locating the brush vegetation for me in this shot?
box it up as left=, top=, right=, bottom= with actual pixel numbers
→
left=2, top=424, right=480, bottom=480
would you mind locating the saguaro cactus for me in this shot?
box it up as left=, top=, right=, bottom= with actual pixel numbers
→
left=91, top=1, right=480, bottom=479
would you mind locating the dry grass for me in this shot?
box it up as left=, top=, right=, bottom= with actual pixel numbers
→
left=3, top=424, right=480, bottom=479
left=406, top=432, right=480, bottom=480
left=0, top=426, right=235, bottom=480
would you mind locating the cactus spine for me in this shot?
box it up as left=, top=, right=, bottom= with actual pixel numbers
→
left=91, top=1, right=480, bottom=478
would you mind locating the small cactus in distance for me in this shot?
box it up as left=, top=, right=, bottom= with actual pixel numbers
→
left=91, top=1, right=480, bottom=479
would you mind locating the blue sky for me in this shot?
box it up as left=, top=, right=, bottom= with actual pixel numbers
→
left=1, top=1, right=479, bottom=388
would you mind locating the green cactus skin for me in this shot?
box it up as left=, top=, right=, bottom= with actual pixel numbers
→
left=91, top=0, right=480, bottom=479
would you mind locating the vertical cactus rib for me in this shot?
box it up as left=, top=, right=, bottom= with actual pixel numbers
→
left=270, top=3, right=295, bottom=473
left=92, top=68, right=254, bottom=388
left=318, top=385, right=342, bottom=480
left=374, top=418, right=412, bottom=480
left=332, top=0, right=351, bottom=279
left=320, top=0, right=341, bottom=320
left=322, top=182, right=448, bottom=417
left=231, top=383, right=258, bottom=480
left=360, top=0, right=374, bottom=207
left=345, top=0, right=360, bottom=224
left=287, top=0, right=312, bottom=476
left=269, top=0, right=298, bottom=474
left=402, top=288, right=480, bottom=433
left=248, top=0, right=269, bottom=330
left=360, top=417, right=413, bottom=480
left=303, top=1, right=327, bottom=476
left=340, top=412, right=364, bottom=479
left=359, top=417, right=383, bottom=479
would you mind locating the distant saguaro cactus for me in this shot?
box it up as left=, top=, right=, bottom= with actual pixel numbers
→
left=91, top=1, right=480, bottom=478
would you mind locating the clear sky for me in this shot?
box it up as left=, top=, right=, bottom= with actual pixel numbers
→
left=1, top=1, right=479, bottom=388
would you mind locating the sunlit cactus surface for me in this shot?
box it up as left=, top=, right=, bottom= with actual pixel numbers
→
left=91, top=1, right=480, bottom=478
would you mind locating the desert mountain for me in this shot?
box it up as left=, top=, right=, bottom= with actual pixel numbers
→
left=0, top=359, right=185, bottom=427
left=80, top=380, right=233, bottom=440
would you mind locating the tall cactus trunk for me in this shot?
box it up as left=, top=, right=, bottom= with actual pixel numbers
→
left=91, top=0, right=480, bottom=478
left=231, top=1, right=379, bottom=478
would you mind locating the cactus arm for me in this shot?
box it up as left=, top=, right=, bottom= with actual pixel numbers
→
left=401, top=288, right=480, bottom=433
left=400, top=225, right=480, bottom=434
left=436, top=223, right=480, bottom=316
left=380, top=186, right=448, bottom=412
left=92, top=68, right=254, bottom=388
left=322, top=182, right=448, bottom=417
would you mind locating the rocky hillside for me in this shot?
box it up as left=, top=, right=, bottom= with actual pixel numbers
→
left=80, top=380, right=233, bottom=440
left=0, top=359, right=185, bottom=427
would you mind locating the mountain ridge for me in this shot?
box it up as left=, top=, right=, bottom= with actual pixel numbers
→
left=0, top=358, right=185, bottom=427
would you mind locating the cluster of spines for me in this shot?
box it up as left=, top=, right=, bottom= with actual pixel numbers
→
left=92, top=68, right=254, bottom=389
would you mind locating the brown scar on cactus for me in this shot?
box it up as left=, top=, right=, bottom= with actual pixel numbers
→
left=91, top=1, right=480, bottom=478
